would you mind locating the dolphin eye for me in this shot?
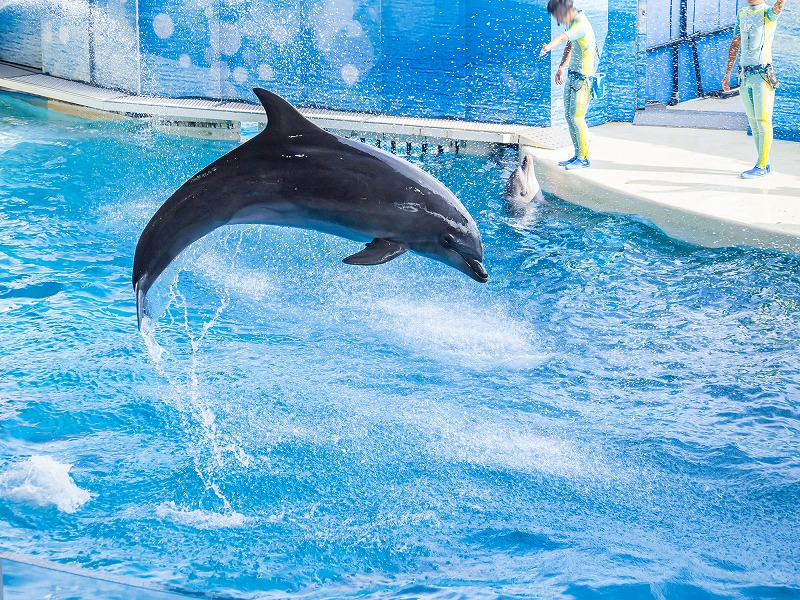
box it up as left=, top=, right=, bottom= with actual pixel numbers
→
left=442, top=233, right=456, bottom=247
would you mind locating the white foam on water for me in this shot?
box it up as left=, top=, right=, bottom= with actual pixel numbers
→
left=0, top=455, right=92, bottom=513
left=0, top=129, right=24, bottom=155
left=442, top=425, right=585, bottom=478
left=156, top=501, right=247, bottom=529
left=384, top=399, right=604, bottom=480
left=367, top=298, right=549, bottom=370
left=192, top=247, right=274, bottom=302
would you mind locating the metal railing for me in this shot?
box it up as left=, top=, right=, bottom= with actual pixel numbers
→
left=646, top=0, right=738, bottom=104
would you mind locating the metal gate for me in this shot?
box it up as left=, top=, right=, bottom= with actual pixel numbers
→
left=646, top=0, right=741, bottom=104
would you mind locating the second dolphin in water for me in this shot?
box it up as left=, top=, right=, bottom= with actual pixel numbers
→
left=504, top=154, right=544, bottom=216
left=132, top=88, right=488, bottom=327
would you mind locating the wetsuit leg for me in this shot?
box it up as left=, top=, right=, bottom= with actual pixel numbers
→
left=751, top=75, right=775, bottom=168
left=740, top=79, right=761, bottom=162
left=572, top=82, right=591, bottom=160
left=564, top=80, right=580, bottom=158
left=741, top=73, right=775, bottom=168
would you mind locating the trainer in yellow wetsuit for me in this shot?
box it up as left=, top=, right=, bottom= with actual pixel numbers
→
left=722, top=0, right=788, bottom=178
left=541, top=0, right=597, bottom=170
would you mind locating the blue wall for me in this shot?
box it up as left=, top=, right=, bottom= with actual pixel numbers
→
left=772, top=1, right=800, bottom=141
left=1, top=0, right=797, bottom=138
left=0, top=0, right=616, bottom=128
left=644, top=0, right=739, bottom=104
left=0, top=4, right=41, bottom=68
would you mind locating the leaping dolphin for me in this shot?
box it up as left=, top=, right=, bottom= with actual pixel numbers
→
left=132, top=88, right=488, bottom=327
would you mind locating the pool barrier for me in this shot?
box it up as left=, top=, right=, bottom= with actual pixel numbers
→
left=0, top=551, right=244, bottom=599
left=0, top=60, right=570, bottom=155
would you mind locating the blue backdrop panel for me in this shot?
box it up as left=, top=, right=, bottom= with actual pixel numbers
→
left=41, top=3, right=92, bottom=82
left=772, top=2, right=799, bottom=141
left=301, top=0, right=383, bottom=112
left=646, top=46, right=672, bottom=104
left=138, top=0, right=221, bottom=98
left=689, top=0, right=738, bottom=33
left=645, top=0, right=679, bottom=47
left=603, top=3, right=639, bottom=121
left=210, top=0, right=310, bottom=106
left=675, top=41, right=699, bottom=102
left=465, top=0, right=550, bottom=125
left=91, top=0, right=141, bottom=92
left=0, top=5, right=41, bottom=68
left=381, top=0, right=466, bottom=118
left=695, top=33, right=733, bottom=94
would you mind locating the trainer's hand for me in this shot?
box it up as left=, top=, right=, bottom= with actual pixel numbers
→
left=555, top=69, right=564, bottom=85
left=540, top=43, right=551, bottom=56
left=722, top=73, right=731, bottom=92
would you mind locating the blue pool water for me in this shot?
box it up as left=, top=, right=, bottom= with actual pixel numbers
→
left=1, top=92, right=799, bottom=599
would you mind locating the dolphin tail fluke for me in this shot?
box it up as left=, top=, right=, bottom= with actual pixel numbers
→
left=135, top=282, right=148, bottom=330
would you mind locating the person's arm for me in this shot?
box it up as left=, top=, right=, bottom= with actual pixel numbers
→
left=772, top=0, right=786, bottom=14
left=540, top=32, right=569, bottom=56
left=722, top=35, right=741, bottom=91
left=555, top=43, right=572, bottom=85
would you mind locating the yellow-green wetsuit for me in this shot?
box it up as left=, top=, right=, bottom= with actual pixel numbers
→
left=735, top=3, right=780, bottom=168
left=564, top=11, right=596, bottom=160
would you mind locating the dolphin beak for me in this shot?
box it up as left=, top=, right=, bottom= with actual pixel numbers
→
left=462, top=256, right=489, bottom=283
left=441, top=236, right=489, bottom=283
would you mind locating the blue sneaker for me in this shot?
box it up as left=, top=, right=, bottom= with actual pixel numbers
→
left=740, top=164, right=771, bottom=179
left=558, top=156, right=578, bottom=166
left=565, top=158, right=590, bottom=170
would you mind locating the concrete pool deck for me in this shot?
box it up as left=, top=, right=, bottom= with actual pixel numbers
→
left=528, top=123, right=800, bottom=254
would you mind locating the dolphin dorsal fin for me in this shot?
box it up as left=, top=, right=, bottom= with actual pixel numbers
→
left=253, top=88, right=327, bottom=140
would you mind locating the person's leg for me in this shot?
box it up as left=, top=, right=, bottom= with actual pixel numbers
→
left=572, top=82, right=591, bottom=160
left=740, top=76, right=762, bottom=162
left=564, top=81, right=580, bottom=159
left=751, top=76, right=775, bottom=169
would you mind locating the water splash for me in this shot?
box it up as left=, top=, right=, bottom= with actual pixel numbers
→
left=0, top=455, right=92, bottom=513
left=156, top=501, right=248, bottom=529
left=365, top=297, right=549, bottom=369
left=139, top=266, right=252, bottom=516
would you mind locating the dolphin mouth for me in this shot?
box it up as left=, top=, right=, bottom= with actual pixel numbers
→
left=462, top=256, right=489, bottom=283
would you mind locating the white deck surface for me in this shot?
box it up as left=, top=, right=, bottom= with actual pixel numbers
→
left=670, top=95, right=745, bottom=113
left=530, top=122, right=800, bottom=253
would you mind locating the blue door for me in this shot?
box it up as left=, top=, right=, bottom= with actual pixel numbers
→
left=646, top=0, right=741, bottom=104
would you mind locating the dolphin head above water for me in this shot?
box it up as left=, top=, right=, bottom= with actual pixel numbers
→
left=132, top=88, right=487, bottom=327
left=403, top=218, right=488, bottom=283
left=503, top=154, right=544, bottom=216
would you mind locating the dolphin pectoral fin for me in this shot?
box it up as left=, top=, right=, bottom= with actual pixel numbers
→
left=343, top=239, right=408, bottom=265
